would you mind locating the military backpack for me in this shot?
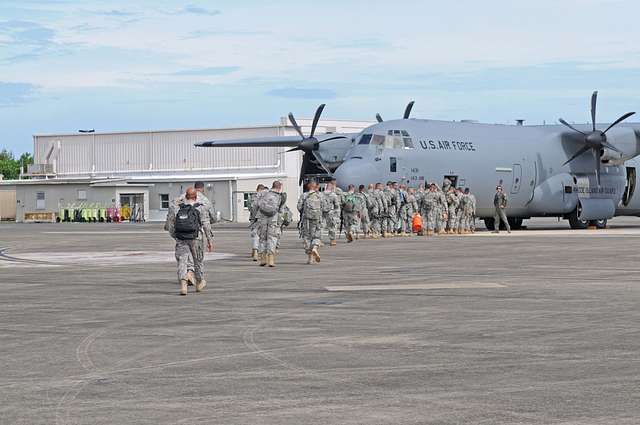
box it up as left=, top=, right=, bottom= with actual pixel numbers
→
left=303, top=192, right=323, bottom=220
left=257, top=191, right=281, bottom=217
left=175, top=203, right=202, bottom=240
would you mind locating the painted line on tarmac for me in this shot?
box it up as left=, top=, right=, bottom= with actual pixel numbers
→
left=325, top=283, right=506, bottom=291
left=41, top=230, right=247, bottom=235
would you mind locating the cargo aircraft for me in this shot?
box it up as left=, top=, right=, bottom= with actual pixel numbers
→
left=196, top=92, right=640, bottom=230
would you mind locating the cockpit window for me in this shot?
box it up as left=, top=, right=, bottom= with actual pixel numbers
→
left=358, top=134, right=372, bottom=145
left=364, top=130, right=415, bottom=149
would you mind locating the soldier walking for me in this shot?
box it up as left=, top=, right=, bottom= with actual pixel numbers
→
left=400, top=187, right=418, bottom=236
left=165, top=187, right=213, bottom=296
left=356, top=185, right=371, bottom=238
left=248, top=184, right=267, bottom=261
left=297, top=181, right=323, bottom=264
left=435, top=185, right=449, bottom=235
left=421, top=183, right=438, bottom=236
left=322, top=181, right=341, bottom=246
left=254, top=181, right=284, bottom=267
left=342, top=184, right=362, bottom=242
left=493, top=185, right=511, bottom=233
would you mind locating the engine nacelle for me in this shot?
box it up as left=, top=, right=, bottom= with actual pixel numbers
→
left=601, top=127, right=640, bottom=164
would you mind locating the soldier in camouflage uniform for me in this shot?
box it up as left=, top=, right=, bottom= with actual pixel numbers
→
left=435, top=185, right=449, bottom=235
left=373, top=182, right=388, bottom=237
left=297, top=181, right=323, bottom=264
left=446, top=186, right=460, bottom=234
left=248, top=184, right=267, bottom=261
left=255, top=181, right=284, bottom=267
left=458, top=188, right=474, bottom=234
left=467, top=188, right=477, bottom=233
left=383, top=182, right=396, bottom=236
left=322, top=181, right=341, bottom=247
left=421, top=183, right=439, bottom=236
left=400, top=187, right=419, bottom=236
left=342, top=184, right=362, bottom=242
left=367, top=183, right=381, bottom=239
left=356, top=184, right=371, bottom=238
left=165, top=187, right=213, bottom=295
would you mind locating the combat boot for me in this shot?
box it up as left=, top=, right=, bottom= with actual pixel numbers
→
left=307, top=253, right=313, bottom=265
left=330, top=239, right=337, bottom=247
left=426, top=230, right=434, bottom=237
left=196, top=279, right=207, bottom=292
left=180, top=279, right=188, bottom=296
left=346, top=232, right=353, bottom=242
left=251, top=249, right=259, bottom=261
left=186, top=271, right=196, bottom=286
left=259, top=253, right=267, bottom=267
left=311, top=247, right=321, bottom=263
left=267, top=253, right=275, bottom=267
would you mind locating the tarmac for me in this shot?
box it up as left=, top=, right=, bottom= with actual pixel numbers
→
left=1, top=217, right=640, bottom=424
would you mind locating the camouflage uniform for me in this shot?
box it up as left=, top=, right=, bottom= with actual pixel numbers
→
left=458, top=193, right=473, bottom=233
left=255, top=190, right=282, bottom=256
left=371, top=188, right=385, bottom=237
left=400, top=190, right=418, bottom=234
left=468, top=193, right=477, bottom=232
left=342, top=191, right=362, bottom=238
left=446, top=189, right=460, bottom=233
left=322, top=189, right=341, bottom=242
left=297, top=190, right=323, bottom=255
left=435, top=188, right=449, bottom=234
left=421, top=190, right=439, bottom=233
left=247, top=192, right=260, bottom=252
left=165, top=200, right=213, bottom=283
left=355, top=191, right=371, bottom=236
left=383, top=187, right=397, bottom=235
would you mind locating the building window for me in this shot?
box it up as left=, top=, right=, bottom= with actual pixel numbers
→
left=390, top=157, right=397, bottom=173
left=160, top=194, right=170, bottom=210
left=77, top=190, right=87, bottom=200
left=36, top=192, right=45, bottom=210
left=243, top=192, right=255, bottom=210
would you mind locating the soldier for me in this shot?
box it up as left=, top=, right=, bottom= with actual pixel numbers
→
left=383, top=182, right=396, bottom=237
left=165, top=187, right=213, bottom=296
left=456, top=187, right=469, bottom=234
left=248, top=184, right=267, bottom=261
left=421, top=183, right=439, bottom=236
left=322, top=181, right=341, bottom=247
left=342, top=184, right=361, bottom=242
left=275, top=190, right=290, bottom=253
left=368, top=183, right=381, bottom=239
left=467, top=188, right=477, bottom=233
left=493, top=185, right=511, bottom=233
left=435, top=185, right=449, bottom=235
left=374, top=182, right=389, bottom=237
left=254, top=181, right=284, bottom=267
left=194, top=181, right=218, bottom=225
left=446, top=186, right=460, bottom=234
left=297, top=181, right=323, bottom=264
left=392, top=182, right=404, bottom=234
left=400, top=187, right=419, bottom=236
left=356, top=184, right=371, bottom=238
left=458, top=188, right=474, bottom=234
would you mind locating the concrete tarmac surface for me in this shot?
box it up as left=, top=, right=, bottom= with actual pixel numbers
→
left=1, top=218, right=640, bottom=424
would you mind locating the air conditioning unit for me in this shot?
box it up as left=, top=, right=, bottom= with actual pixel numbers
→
left=27, top=163, right=55, bottom=175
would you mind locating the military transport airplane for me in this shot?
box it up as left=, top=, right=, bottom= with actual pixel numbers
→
left=196, top=92, right=640, bottom=230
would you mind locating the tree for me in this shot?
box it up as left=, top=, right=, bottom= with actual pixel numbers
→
left=0, top=150, right=33, bottom=180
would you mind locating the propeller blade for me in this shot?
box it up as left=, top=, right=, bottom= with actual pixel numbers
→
left=316, top=135, right=350, bottom=144
left=559, top=118, right=587, bottom=136
left=601, top=140, right=622, bottom=154
left=288, top=113, right=305, bottom=139
left=594, top=147, right=602, bottom=186
left=310, top=104, right=326, bottom=138
left=403, top=101, right=415, bottom=119
left=563, top=145, right=591, bottom=166
left=286, top=146, right=301, bottom=153
left=591, top=91, right=598, bottom=132
left=376, top=113, right=383, bottom=123
left=602, top=112, right=636, bottom=134
left=299, top=153, right=311, bottom=185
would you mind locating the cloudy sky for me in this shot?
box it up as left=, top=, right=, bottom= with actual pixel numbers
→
left=1, top=0, right=640, bottom=153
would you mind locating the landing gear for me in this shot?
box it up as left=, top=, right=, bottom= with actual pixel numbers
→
left=507, top=217, right=524, bottom=230
left=567, top=207, right=607, bottom=229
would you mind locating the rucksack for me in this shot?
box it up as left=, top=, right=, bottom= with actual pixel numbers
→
left=303, top=192, right=322, bottom=220
left=175, top=203, right=201, bottom=240
left=257, top=191, right=280, bottom=217
left=343, top=193, right=358, bottom=213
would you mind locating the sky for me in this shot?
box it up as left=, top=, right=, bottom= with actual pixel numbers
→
left=1, top=0, right=640, bottom=154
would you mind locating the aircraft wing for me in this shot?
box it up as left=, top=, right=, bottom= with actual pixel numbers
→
left=195, top=136, right=303, bottom=148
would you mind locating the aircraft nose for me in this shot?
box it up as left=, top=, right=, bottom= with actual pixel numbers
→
left=333, top=159, right=377, bottom=189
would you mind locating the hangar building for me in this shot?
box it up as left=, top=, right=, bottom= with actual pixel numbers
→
left=0, top=118, right=372, bottom=222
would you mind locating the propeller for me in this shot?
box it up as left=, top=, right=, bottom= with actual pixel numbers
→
left=559, top=91, right=635, bottom=185
left=286, top=104, right=350, bottom=185
left=375, top=101, right=415, bottom=122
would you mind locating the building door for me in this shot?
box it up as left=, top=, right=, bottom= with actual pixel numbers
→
left=119, top=193, right=145, bottom=222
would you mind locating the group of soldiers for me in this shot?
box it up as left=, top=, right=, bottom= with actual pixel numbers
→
left=247, top=177, right=478, bottom=268
left=314, top=177, right=477, bottom=244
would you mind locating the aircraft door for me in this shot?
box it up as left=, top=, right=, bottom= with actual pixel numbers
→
left=511, top=164, right=522, bottom=194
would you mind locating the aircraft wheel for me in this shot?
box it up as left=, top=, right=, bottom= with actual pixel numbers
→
left=568, top=208, right=588, bottom=230
left=483, top=217, right=495, bottom=231
left=507, top=217, right=523, bottom=230
left=591, top=219, right=608, bottom=229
